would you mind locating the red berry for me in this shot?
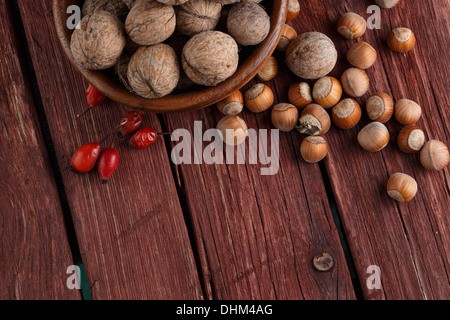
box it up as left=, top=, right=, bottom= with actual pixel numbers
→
left=129, top=128, right=158, bottom=149
left=97, top=148, right=119, bottom=182
left=86, top=84, right=106, bottom=107
left=71, top=143, right=101, bottom=173
left=118, top=111, right=144, bottom=136
left=77, top=85, right=106, bottom=117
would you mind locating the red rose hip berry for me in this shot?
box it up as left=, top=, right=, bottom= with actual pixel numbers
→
left=129, top=128, right=158, bottom=149
left=118, top=111, right=144, bottom=136
left=97, top=148, right=119, bottom=182
left=71, top=143, right=101, bottom=173
left=77, top=84, right=106, bottom=117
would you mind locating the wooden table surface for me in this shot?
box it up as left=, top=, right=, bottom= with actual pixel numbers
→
left=1, top=0, right=449, bottom=300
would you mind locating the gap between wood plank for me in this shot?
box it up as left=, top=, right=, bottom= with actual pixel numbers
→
left=156, top=113, right=210, bottom=299
left=10, top=0, right=92, bottom=300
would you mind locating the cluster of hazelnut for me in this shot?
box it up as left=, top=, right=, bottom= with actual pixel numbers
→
left=70, top=0, right=271, bottom=99
left=215, top=0, right=449, bottom=203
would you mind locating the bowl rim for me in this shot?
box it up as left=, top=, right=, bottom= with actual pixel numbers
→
left=53, top=0, right=288, bottom=113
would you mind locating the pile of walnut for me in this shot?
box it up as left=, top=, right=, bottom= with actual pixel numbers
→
left=70, top=0, right=270, bottom=99
left=215, top=0, right=449, bottom=204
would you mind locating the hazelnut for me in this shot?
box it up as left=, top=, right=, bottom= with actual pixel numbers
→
left=288, top=82, right=313, bottom=109
left=394, top=99, right=422, bottom=125
left=70, top=10, right=126, bottom=70
left=347, top=41, right=377, bottom=69
left=286, top=32, right=338, bottom=80
left=227, top=2, right=270, bottom=46
left=176, top=0, right=222, bottom=36
left=244, top=83, right=274, bottom=113
left=276, top=24, right=297, bottom=52
left=331, top=98, right=362, bottom=129
left=341, top=68, right=370, bottom=97
left=286, top=0, right=300, bottom=21
left=312, top=76, right=342, bottom=109
left=357, top=122, right=390, bottom=152
left=182, top=31, right=239, bottom=86
left=300, top=136, right=328, bottom=163
left=397, top=125, right=425, bottom=153
left=375, top=0, right=401, bottom=9
left=127, top=44, right=180, bottom=98
left=125, top=0, right=176, bottom=46
left=82, top=0, right=130, bottom=20
left=217, top=116, right=248, bottom=146
left=337, top=12, right=366, bottom=40
left=257, top=56, right=278, bottom=82
left=296, top=104, right=331, bottom=136
left=271, top=103, right=299, bottom=132
left=420, top=140, right=450, bottom=171
left=366, top=92, right=394, bottom=123
left=388, top=27, right=416, bottom=53
left=217, top=90, right=244, bottom=116
left=276, top=24, right=298, bottom=52
left=387, top=173, right=417, bottom=203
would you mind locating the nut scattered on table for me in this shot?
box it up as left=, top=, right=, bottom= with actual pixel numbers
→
left=388, top=27, right=416, bottom=53
left=341, top=68, right=370, bottom=97
left=288, top=82, right=313, bottom=109
left=347, top=41, right=378, bottom=69
left=276, top=24, right=298, bottom=52
left=357, top=122, right=390, bottom=152
left=244, top=83, right=274, bottom=113
left=375, top=0, right=401, bottom=9
left=312, top=76, right=343, bottom=109
left=420, top=140, right=450, bottom=171
left=271, top=103, right=299, bottom=132
left=300, top=136, right=328, bottom=163
left=217, top=115, right=248, bottom=146
left=365, top=92, right=394, bottom=123
left=394, top=99, right=422, bottom=125
left=296, top=104, right=331, bottom=136
left=331, top=98, right=362, bottom=129
left=217, top=90, right=244, bottom=116
left=286, top=32, right=338, bottom=80
left=337, top=12, right=366, bottom=40
left=387, top=173, right=418, bottom=202
left=397, top=125, right=425, bottom=153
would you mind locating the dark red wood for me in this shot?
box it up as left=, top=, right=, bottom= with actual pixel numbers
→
left=0, top=0, right=80, bottom=300
left=163, top=86, right=356, bottom=299
left=17, top=0, right=203, bottom=299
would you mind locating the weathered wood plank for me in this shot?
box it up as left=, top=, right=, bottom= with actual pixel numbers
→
left=163, top=78, right=356, bottom=299
left=0, top=0, right=80, bottom=300
left=17, top=0, right=203, bottom=299
left=289, top=0, right=450, bottom=299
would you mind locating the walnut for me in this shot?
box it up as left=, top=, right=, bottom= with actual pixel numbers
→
left=82, top=0, right=130, bottom=20
left=286, top=32, right=338, bottom=79
left=127, top=44, right=180, bottom=98
left=125, top=0, right=176, bottom=46
left=227, top=1, right=270, bottom=46
left=176, top=0, right=222, bottom=36
left=70, top=10, right=126, bottom=70
left=213, top=0, right=240, bottom=4
left=156, top=0, right=190, bottom=4
left=182, top=31, right=239, bottom=86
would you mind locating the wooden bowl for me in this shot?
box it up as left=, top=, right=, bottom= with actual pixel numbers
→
left=53, top=0, right=288, bottom=113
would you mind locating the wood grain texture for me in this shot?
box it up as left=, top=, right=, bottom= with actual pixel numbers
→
left=52, top=0, right=288, bottom=113
left=17, top=0, right=203, bottom=299
left=0, top=0, right=80, bottom=300
left=287, top=0, right=450, bottom=299
left=163, top=84, right=356, bottom=299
